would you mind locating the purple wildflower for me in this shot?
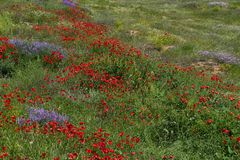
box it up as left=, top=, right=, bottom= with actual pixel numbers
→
left=17, top=117, right=26, bottom=126
left=17, top=108, right=69, bottom=126
left=198, top=51, right=240, bottom=65
left=29, top=108, right=69, bottom=123
left=8, top=39, right=67, bottom=58
left=63, top=0, right=76, bottom=8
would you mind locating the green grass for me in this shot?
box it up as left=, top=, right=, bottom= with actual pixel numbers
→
left=0, top=0, right=240, bottom=159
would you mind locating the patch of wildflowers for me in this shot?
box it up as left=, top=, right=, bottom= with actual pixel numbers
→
left=8, top=39, right=67, bottom=57
left=63, top=0, right=77, bottom=8
left=198, top=51, right=240, bottom=65
left=17, top=108, right=69, bottom=126
left=43, top=51, right=64, bottom=65
left=0, top=36, right=16, bottom=61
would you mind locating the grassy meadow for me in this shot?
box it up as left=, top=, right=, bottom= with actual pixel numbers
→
left=81, top=0, right=240, bottom=82
left=0, top=0, right=240, bottom=159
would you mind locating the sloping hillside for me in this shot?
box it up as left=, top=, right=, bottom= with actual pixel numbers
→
left=0, top=1, right=240, bottom=159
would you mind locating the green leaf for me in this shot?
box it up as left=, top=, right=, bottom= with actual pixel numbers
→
left=227, top=145, right=233, bottom=154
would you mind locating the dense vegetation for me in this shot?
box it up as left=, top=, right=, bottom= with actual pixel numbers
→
left=0, top=0, right=240, bottom=159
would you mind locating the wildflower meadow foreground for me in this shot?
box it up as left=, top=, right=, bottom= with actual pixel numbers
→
left=0, top=1, right=240, bottom=159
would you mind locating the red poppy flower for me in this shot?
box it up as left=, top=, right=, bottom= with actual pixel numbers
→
left=237, top=137, right=240, bottom=144
left=119, top=131, right=124, bottom=137
left=86, top=149, right=92, bottom=153
left=207, top=119, right=214, bottom=124
left=68, top=153, right=78, bottom=160
left=222, top=129, right=230, bottom=135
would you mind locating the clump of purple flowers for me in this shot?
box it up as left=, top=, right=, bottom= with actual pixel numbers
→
left=63, top=0, right=77, bottom=8
left=17, top=108, right=69, bottom=126
left=8, top=39, right=67, bottom=58
left=198, top=51, right=240, bottom=65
